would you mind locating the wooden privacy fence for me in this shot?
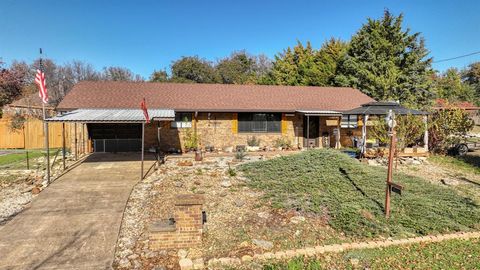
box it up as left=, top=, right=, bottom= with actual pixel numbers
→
left=0, top=118, right=72, bottom=149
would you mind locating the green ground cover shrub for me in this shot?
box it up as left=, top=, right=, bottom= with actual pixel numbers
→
left=239, top=149, right=480, bottom=238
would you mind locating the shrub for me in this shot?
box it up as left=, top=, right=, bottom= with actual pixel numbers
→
left=247, top=136, right=261, bottom=147
left=428, top=107, right=475, bottom=153
left=239, top=149, right=480, bottom=238
left=235, top=149, right=247, bottom=160
left=274, top=137, right=292, bottom=149
left=370, top=114, right=426, bottom=148
left=183, top=128, right=198, bottom=151
left=227, top=164, right=237, bottom=177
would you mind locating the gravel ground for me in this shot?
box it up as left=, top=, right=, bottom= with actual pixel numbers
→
left=113, top=152, right=343, bottom=270
left=0, top=154, right=77, bottom=226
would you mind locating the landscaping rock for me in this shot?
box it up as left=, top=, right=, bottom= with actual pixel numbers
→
left=174, top=181, right=183, bottom=188
left=290, top=216, right=306, bottom=224
left=179, top=258, right=193, bottom=270
left=177, top=160, right=193, bottom=166
left=118, top=258, right=131, bottom=268
left=221, top=180, right=232, bottom=188
left=177, top=249, right=188, bottom=259
left=192, top=258, right=204, bottom=269
left=252, top=239, right=273, bottom=250
left=234, top=200, right=245, bottom=207
left=31, top=187, right=41, bottom=195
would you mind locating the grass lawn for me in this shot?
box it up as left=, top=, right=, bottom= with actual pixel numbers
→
left=0, top=150, right=46, bottom=169
left=239, top=149, right=480, bottom=239
left=428, top=155, right=480, bottom=175
left=259, top=238, right=480, bottom=270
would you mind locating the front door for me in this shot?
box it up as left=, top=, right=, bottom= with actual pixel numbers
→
left=303, top=116, right=319, bottom=148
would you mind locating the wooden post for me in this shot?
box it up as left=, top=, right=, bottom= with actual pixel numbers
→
left=361, top=114, right=369, bottom=156
left=81, top=123, right=85, bottom=155
left=306, top=115, right=310, bottom=148
left=385, top=129, right=396, bottom=219
left=62, top=122, right=66, bottom=170
left=23, top=124, right=29, bottom=170
left=141, top=122, right=145, bottom=180
left=74, top=123, right=78, bottom=160
left=336, top=116, right=341, bottom=149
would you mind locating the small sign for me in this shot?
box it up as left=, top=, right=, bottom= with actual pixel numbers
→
left=389, top=182, right=404, bottom=195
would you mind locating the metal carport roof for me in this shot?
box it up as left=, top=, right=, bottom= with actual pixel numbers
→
left=46, top=108, right=175, bottom=123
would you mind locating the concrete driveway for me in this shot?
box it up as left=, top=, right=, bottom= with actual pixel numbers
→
left=0, top=153, right=153, bottom=270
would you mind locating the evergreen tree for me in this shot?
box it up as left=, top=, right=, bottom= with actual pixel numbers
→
left=335, top=10, right=434, bottom=107
left=269, top=41, right=324, bottom=86
left=317, top=38, right=348, bottom=85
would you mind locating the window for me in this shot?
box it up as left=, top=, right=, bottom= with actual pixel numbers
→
left=171, top=112, right=192, bottom=128
left=341, top=115, right=358, bottom=128
left=238, top=113, right=281, bottom=133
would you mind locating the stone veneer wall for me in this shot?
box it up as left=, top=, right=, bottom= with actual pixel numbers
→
left=142, top=112, right=366, bottom=152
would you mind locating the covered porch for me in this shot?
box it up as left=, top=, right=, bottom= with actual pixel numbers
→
left=296, top=110, right=345, bottom=149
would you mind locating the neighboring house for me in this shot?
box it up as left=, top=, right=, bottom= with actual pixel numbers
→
left=51, top=81, right=374, bottom=153
left=2, top=93, right=55, bottom=118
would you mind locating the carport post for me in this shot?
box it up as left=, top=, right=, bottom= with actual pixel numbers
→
left=141, top=122, right=145, bottom=180
left=62, top=122, right=66, bottom=170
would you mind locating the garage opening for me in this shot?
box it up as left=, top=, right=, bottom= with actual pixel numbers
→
left=89, top=123, right=142, bottom=152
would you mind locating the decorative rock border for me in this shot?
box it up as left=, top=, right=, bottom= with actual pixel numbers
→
left=206, top=231, right=480, bottom=268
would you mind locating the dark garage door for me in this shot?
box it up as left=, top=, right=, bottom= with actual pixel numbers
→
left=89, top=124, right=142, bottom=152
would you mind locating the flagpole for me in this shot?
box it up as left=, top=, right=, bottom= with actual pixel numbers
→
left=40, top=48, right=51, bottom=185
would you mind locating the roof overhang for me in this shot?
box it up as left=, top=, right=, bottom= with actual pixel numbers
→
left=46, top=109, right=175, bottom=123
left=296, top=110, right=342, bottom=116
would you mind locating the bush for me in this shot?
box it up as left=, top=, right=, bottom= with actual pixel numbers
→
left=274, top=137, right=292, bottom=149
left=183, top=128, right=198, bottom=151
left=370, top=114, right=426, bottom=148
left=235, top=150, right=247, bottom=160
left=247, top=136, right=261, bottom=147
left=428, top=107, right=475, bottom=153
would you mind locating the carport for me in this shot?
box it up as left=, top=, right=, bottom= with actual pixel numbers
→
left=46, top=108, right=175, bottom=180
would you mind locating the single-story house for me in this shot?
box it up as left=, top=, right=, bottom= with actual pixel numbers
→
left=49, top=81, right=375, bottom=153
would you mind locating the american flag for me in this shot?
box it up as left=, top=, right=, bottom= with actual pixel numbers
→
left=140, top=98, right=150, bottom=123
left=35, top=69, right=48, bottom=104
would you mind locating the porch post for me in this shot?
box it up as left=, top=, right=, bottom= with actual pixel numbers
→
left=361, top=114, right=369, bottom=156
left=423, top=115, right=428, bottom=151
left=336, top=116, right=341, bottom=149
left=306, top=115, right=310, bottom=148
left=141, top=122, right=145, bottom=180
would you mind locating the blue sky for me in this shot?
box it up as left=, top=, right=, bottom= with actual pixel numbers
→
left=1, top=0, right=479, bottom=78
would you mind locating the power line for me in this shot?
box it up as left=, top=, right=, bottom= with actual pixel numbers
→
left=433, top=50, right=480, bottom=63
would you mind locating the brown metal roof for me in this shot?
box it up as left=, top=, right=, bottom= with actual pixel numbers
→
left=57, top=81, right=374, bottom=112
